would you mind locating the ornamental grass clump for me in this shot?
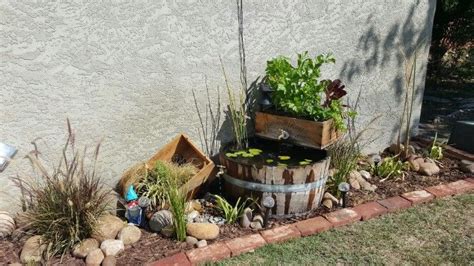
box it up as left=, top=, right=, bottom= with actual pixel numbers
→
left=162, top=174, right=187, bottom=241
left=11, top=120, right=111, bottom=258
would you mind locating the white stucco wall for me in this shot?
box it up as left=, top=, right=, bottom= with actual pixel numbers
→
left=0, top=0, right=435, bottom=212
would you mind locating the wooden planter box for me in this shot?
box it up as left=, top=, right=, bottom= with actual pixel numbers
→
left=255, top=111, right=340, bottom=149
left=118, top=134, right=215, bottom=200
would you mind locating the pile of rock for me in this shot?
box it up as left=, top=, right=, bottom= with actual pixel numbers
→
left=407, top=155, right=440, bottom=176
left=20, top=214, right=142, bottom=265
left=348, top=170, right=377, bottom=192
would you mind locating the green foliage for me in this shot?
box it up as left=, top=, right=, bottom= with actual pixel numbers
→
left=214, top=195, right=251, bottom=224
left=162, top=174, right=187, bottom=241
left=371, top=156, right=409, bottom=181
left=137, top=161, right=197, bottom=209
left=12, top=121, right=111, bottom=258
left=327, top=139, right=360, bottom=197
left=265, top=51, right=352, bottom=130
left=429, top=132, right=444, bottom=160
left=221, top=59, right=248, bottom=150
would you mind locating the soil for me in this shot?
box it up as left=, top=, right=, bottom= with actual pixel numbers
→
left=0, top=156, right=469, bottom=265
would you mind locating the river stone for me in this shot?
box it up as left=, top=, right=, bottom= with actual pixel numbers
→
left=408, top=155, right=424, bottom=171
left=186, top=223, right=219, bottom=240
left=102, top=255, right=117, bottom=266
left=250, top=221, right=262, bottom=229
left=195, top=239, right=207, bottom=248
left=85, top=248, right=104, bottom=265
left=0, top=212, right=15, bottom=239
left=240, top=208, right=252, bottom=228
left=117, top=225, right=141, bottom=245
left=187, top=210, right=200, bottom=223
left=323, top=192, right=338, bottom=203
left=359, top=170, right=371, bottom=180
left=252, top=214, right=264, bottom=226
left=460, top=160, right=474, bottom=173
left=161, top=224, right=175, bottom=238
left=100, top=239, right=125, bottom=257
left=72, top=238, right=99, bottom=258
left=322, top=199, right=333, bottom=209
left=348, top=172, right=361, bottom=190
left=92, top=215, right=125, bottom=242
left=149, top=210, right=173, bottom=233
left=20, top=235, right=46, bottom=263
left=419, top=161, right=440, bottom=176
left=186, top=236, right=198, bottom=246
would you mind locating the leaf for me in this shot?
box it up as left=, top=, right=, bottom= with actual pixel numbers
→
left=278, top=155, right=291, bottom=160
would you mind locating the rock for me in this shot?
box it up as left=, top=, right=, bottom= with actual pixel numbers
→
left=359, top=170, right=371, bottom=180
left=322, top=199, right=333, bottom=209
left=186, top=236, right=198, bottom=246
left=250, top=221, right=262, bottom=229
left=419, top=161, right=440, bottom=176
left=460, top=160, right=474, bottom=173
left=186, top=223, right=219, bottom=240
left=252, top=214, right=263, bottom=225
left=328, top=168, right=337, bottom=177
left=240, top=208, right=252, bottom=228
left=117, top=225, right=141, bottom=245
left=323, top=192, right=338, bottom=203
left=187, top=210, right=200, bottom=223
left=92, top=215, right=125, bottom=242
left=185, top=200, right=203, bottom=213
left=72, top=238, right=99, bottom=258
left=351, top=170, right=376, bottom=192
left=408, top=155, right=424, bottom=171
left=348, top=176, right=360, bottom=190
left=85, top=248, right=104, bottom=265
left=149, top=210, right=173, bottom=233
left=406, top=145, right=416, bottom=156
left=161, top=224, right=175, bottom=238
left=102, top=255, right=117, bottom=266
left=0, top=211, right=15, bottom=239
left=100, top=239, right=125, bottom=257
left=20, top=235, right=46, bottom=263
left=195, top=239, right=208, bottom=248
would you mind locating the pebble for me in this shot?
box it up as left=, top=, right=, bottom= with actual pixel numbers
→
left=195, top=240, right=208, bottom=248
left=186, top=236, right=198, bottom=246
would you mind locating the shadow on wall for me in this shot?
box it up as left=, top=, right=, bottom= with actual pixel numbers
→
left=339, top=1, right=437, bottom=147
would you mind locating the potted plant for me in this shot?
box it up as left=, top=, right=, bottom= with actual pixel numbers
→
left=255, top=51, right=355, bottom=149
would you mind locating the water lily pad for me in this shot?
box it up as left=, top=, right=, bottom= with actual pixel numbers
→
left=235, top=150, right=246, bottom=155
left=226, top=153, right=237, bottom=158
left=266, top=159, right=274, bottom=163
left=278, top=155, right=291, bottom=161
left=248, top=148, right=263, bottom=155
left=277, top=163, right=288, bottom=167
left=304, top=159, right=312, bottom=162
left=242, top=153, right=254, bottom=158
left=299, top=161, right=310, bottom=165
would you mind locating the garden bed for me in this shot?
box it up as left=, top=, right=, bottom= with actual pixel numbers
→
left=0, top=156, right=469, bottom=265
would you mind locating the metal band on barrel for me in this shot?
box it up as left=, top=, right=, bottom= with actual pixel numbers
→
left=222, top=173, right=326, bottom=193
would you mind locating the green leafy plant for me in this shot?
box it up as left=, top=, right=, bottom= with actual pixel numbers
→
left=11, top=120, right=111, bottom=258
left=162, top=174, right=187, bottom=241
left=214, top=195, right=251, bottom=224
left=371, top=156, right=409, bottom=182
left=221, top=58, right=249, bottom=150
left=265, top=51, right=354, bottom=130
left=137, top=161, right=197, bottom=209
left=429, top=132, right=444, bottom=160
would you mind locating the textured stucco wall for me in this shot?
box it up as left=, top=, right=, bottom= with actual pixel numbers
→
left=0, top=0, right=435, bottom=212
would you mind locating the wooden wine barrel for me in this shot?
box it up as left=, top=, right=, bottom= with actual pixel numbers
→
left=219, top=152, right=330, bottom=217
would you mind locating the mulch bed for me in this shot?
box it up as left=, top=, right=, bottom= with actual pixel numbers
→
left=0, top=157, right=469, bottom=265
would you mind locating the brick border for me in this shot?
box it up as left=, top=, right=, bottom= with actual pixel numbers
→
left=149, top=178, right=473, bottom=265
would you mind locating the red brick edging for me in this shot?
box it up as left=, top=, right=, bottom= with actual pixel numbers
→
left=150, top=178, right=474, bottom=265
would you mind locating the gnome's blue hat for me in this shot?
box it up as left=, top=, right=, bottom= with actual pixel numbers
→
left=125, top=185, right=139, bottom=202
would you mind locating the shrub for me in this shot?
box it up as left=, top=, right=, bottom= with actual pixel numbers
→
left=371, top=156, right=409, bottom=182
left=326, top=139, right=360, bottom=197
left=137, top=161, right=197, bottom=209
left=11, top=120, right=111, bottom=258
left=213, top=195, right=251, bottom=224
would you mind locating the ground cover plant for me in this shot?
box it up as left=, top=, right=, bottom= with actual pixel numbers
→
left=11, top=120, right=111, bottom=258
